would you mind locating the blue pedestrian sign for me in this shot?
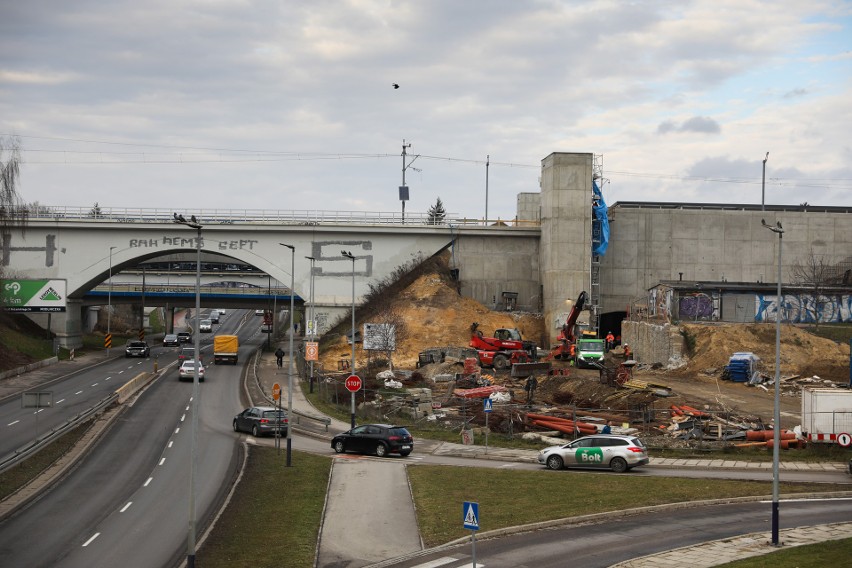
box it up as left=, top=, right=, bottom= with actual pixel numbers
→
left=463, top=501, right=480, bottom=531
left=483, top=398, right=493, bottom=413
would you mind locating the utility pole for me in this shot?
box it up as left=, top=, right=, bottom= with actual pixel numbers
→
left=400, top=140, right=411, bottom=224
left=761, top=152, right=769, bottom=211
left=485, top=155, right=490, bottom=224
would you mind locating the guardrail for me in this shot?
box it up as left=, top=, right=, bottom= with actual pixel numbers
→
left=25, top=205, right=540, bottom=228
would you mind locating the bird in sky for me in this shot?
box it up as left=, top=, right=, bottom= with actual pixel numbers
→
left=392, top=83, right=399, bottom=89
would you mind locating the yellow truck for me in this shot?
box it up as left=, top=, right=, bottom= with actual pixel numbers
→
left=213, top=335, right=239, bottom=365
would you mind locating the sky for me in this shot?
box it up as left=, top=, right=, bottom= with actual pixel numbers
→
left=2, top=0, right=851, bottom=222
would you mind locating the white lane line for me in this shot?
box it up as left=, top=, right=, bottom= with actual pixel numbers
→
left=118, top=370, right=124, bottom=374
left=410, top=558, right=468, bottom=568
left=105, top=376, right=112, bottom=381
left=127, top=366, right=134, bottom=370
left=144, top=477, right=153, bottom=487
left=175, top=427, right=180, bottom=434
left=120, top=502, right=132, bottom=513
left=168, top=441, right=174, bottom=448
left=159, top=458, right=166, bottom=466
left=91, top=383, right=98, bottom=387
left=75, top=390, right=83, bottom=395
left=34, top=409, right=44, bottom=414
left=499, top=463, right=518, bottom=468
left=8, top=420, right=20, bottom=426
left=82, top=533, right=100, bottom=547
left=57, top=398, right=65, bottom=404
left=180, top=414, right=186, bottom=422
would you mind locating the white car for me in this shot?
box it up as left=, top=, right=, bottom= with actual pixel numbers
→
left=199, top=319, right=212, bottom=332
left=537, top=434, right=649, bottom=473
left=178, top=360, right=205, bottom=382
left=217, top=308, right=226, bottom=314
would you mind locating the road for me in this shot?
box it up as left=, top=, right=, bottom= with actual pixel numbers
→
left=0, top=309, right=257, bottom=567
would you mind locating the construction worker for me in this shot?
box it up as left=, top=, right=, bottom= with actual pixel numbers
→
left=524, top=376, right=538, bottom=405
left=605, top=331, right=615, bottom=351
left=623, top=343, right=632, bottom=360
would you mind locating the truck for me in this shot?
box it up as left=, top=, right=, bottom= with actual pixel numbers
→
left=574, top=337, right=605, bottom=368
left=800, top=387, right=852, bottom=444
left=469, top=323, right=536, bottom=371
left=213, top=334, right=239, bottom=365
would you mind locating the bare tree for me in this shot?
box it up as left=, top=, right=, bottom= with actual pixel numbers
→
left=789, top=248, right=834, bottom=329
left=365, top=305, right=409, bottom=371
left=1, top=136, right=27, bottom=291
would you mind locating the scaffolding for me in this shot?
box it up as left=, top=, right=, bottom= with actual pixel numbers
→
left=590, top=154, right=605, bottom=333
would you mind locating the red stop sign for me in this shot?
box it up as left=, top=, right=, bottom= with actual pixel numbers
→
left=345, top=374, right=362, bottom=392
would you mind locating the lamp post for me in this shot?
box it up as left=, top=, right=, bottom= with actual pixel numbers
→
left=761, top=218, right=783, bottom=546
left=342, top=250, right=356, bottom=428
left=279, top=243, right=295, bottom=467
left=173, top=213, right=202, bottom=568
left=306, top=255, right=316, bottom=394
left=107, top=246, right=116, bottom=356
left=761, top=152, right=769, bottom=211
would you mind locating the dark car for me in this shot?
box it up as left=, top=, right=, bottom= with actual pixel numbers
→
left=125, top=340, right=150, bottom=358
left=178, top=347, right=201, bottom=363
left=331, top=424, right=414, bottom=457
left=177, top=332, right=192, bottom=343
left=163, top=334, right=180, bottom=347
left=233, top=406, right=288, bottom=438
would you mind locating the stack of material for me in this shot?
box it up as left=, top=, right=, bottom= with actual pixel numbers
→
left=725, top=352, right=760, bottom=383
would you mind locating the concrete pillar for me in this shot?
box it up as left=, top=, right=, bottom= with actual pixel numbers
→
left=540, top=152, right=594, bottom=343
left=55, top=298, right=84, bottom=349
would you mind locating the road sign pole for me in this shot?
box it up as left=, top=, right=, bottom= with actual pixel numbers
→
left=485, top=411, right=489, bottom=454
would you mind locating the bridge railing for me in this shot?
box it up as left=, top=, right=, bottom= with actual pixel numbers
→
left=27, top=206, right=541, bottom=227
left=89, top=284, right=293, bottom=296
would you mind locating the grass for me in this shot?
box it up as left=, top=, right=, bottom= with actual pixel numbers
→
left=196, top=448, right=332, bottom=567
left=406, top=465, right=848, bottom=547
left=805, top=323, right=852, bottom=344
left=716, top=537, right=852, bottom=567
left=0, top=324, right=56, bottom=362
left=0, top=420, right=91, bottom=500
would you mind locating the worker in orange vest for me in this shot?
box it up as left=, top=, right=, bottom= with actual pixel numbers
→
left=605, top=331, right=615, bottom=351
left=623, top=343, right=632, bottom=360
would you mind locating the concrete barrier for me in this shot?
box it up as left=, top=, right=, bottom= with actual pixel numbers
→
left=0, top=357, right=59, bottom=381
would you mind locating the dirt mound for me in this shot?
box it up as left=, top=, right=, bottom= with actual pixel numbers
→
left=681, top=322, right=850, bottom=380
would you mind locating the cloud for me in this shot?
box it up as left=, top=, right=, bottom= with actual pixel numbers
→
left=657, top=116, right=721, bottom=134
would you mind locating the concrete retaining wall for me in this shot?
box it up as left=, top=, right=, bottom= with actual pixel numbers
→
left=621, top=321, right=685, bottom=366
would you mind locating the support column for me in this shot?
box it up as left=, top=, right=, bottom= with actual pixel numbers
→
left=54, top=298, right=84, bottom=349
left=540, top=153, right=594, bottom=343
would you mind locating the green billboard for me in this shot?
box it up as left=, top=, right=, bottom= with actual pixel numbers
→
left=1, top=279, right=67, bottom=312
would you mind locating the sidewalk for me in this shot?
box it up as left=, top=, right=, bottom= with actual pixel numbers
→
left=253, top=344, right=852, bottom=568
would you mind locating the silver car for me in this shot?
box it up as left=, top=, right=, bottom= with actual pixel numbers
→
left=537, top=434, right=649, bottom=473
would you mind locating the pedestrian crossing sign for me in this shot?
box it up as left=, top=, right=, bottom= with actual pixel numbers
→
left=463, top=501, right=479, bottom=531
left=483, top=398, right=493, bottom=412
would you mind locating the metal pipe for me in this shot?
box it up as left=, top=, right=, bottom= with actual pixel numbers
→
left=280, top=243, right=295, bottom=466
left=342, top=250, right=356, bottom=428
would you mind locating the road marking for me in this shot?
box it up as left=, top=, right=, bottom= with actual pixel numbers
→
left=175, top=427, right=180, bottom=434
left=75, top=390, right=83, bottom=395
left=159, top=458, right=166, bottom=466
left=127, top=366, right=134, bottom=369
left=120, top=502, right=132, bottom=513
left=499, top=463, right=518, bottom=468
left=57, top=398, right=65, bottom=404
left=168, top=441, right=174, bottom=448
left=181, top=414, right=186, bottom=422
left=185, top=405, right=190, bottom=411
left=410, top=557, right=470, bottom=568
left=118, top=370, right=124, bottom=374
left=105, top=376, right=112, bottom=381
left=82, top=533, right=100, bottom=547
left=34, top=409, right=44, bottom=414
left=144, top=477, right=153, bottom=487
left=91, top=383, right=98, bottom=387
left=8, top=420, right=19, bottom=426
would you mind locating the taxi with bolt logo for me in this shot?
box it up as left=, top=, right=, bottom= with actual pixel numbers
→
left=537, top=434, right=649, bottom=473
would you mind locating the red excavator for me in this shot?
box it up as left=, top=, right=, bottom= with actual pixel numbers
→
left=547, top=291, right=588, bottom=361
left=469, top=323, right=536, bottom=371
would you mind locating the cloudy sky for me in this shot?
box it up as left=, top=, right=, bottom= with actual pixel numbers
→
left=2, top=0, right=851, bottom=222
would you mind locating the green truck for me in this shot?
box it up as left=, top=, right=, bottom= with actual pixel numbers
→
left=575, top=338, right=605, bottom=368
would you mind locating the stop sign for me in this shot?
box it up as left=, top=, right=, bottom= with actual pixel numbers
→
left=345, top=374, right=362, bottom=392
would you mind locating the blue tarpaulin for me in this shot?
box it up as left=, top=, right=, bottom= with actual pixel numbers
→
left=592, top=180, right=610, bottom=256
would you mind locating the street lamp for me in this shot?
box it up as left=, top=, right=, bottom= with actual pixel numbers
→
left=761, top=218, right=783, bottom=546
left=173, top=212, right=202, bottom=568
left=107, top=246, right=116, bottom=356
left=761, top=152, right=769, bottom=211
left=342, top=250, right=356, bottom=428
left=306, top=255, right=316, bottom=394
left=279, top=243, right=295, bottom=467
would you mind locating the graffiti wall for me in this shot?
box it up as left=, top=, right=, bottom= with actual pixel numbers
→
left=755, top=294, right=852, bottom=323
left=679, top=292, right=717, bottom=321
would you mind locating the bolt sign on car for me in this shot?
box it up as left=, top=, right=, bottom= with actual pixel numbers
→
left=125, top=341, right=150, bottom=358
left=233, top=406, right=288, bottom=438
left=537, top=434, right=649, bottom=473
left=331, top=424, right=414, bottom=457
left=178, top=360, right=205, bottom=382
left=163, top=334, right=180, bottom=347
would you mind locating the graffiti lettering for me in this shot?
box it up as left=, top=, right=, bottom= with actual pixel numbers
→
left=1, top=233, right=59, bottom=267
left=129, top=239, right=159, bottom=248
left=679, top=293, right=714, bottom=320
left=162, top=235, right=204, bottom=248
left=755, top=294, right=852, bottom=323
left=218, top=239, right=258, bottom=251
left=310, top=241, right=373, bottom=277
